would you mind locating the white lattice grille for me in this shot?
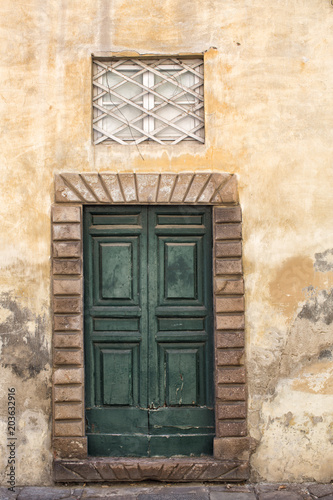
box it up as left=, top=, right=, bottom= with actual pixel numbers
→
left=92, top=58, right=204, bottom=145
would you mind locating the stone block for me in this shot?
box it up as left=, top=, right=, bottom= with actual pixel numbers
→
left=54, top=403, right=84, bottom=420
left=53, top=461, right=84, bottom=481
left=166, top=463, right=193, bottom=481
left=54, top=333, right=83, bottom=349
left=216, top=315, right=245, bottom=330
left=55, top=175, right=82, bottom=203
left=137, top=174, right=159, bottom=202
left=215, top=259, right=242, bottom=275
left=54, top=385, right=83, bottom=402
left=54, top=420, right=83, bottom=437
left=82, top=173, right=110, bottom=202
left=215, top=278, right=244, bottom=295
left=216, top=242, right=242, bottom=258
left=100, top=174, right=125, bottom=202
left=215, top=223, right=242, bottom=240
left=258, top=493, right=303, bottom=500
left=61, top=173, right=97, bottom=202
left=171, top=173, right=194, bottom=202
left=95, top=464, right=119, bottom=481
left=184, top=173, right=210, bottom=202
left=52, top=223, right=81, bottom=241
left=53, top=437, right=87, bottom=459
left=53, top=241, right=81, bottom=258
left=54, top=367, right=84, bottom=385
left=53, top=297, right=81, bottom=313
left=53, top=279, right=82, bottom=296
left=218, top=367, right=246, bottom=384
left=214, top=206, right=242, bottom=223
left=53, top=258, right=81, bottom=275
left=120, top=463, right=142, bottom=481
left=222, top=461, right=250, bottom=481
left=217, top=385, right=246, bottom=401
left=219, top=174, right=238, bottom=203
left=210, top=492, right=255, bottom=500
left=118, top=173, right=137, bottom=202
left=217, top=420, right=247, bottom=437
left=216, top=297, right=245, bottom=313
left=199, top=173, right=230, bottom=203
left=217, top=349, right=244, bottom=366
left=217, top=403, right=247, bottom=419
left=307, top=484, right=333, bottom=497
left=156, top=174, right=177, bottom=202
left=54, top=315, right=82, bottom=331
left=216, top=332, right=245, bottom=348
left=211, top=491, right=254, bottom=500
left=16, top=486, right=73, bottom=500
left=213, top=437, right=251, bottom=460
left=52, top=205, right=81, bottom=223
left=54, top=349, right=82, bottom=366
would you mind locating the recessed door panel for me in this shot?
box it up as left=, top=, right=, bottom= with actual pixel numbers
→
left=165, top=243, right=197, bottom=299
left=93, top=236, right=139, bottom=307
left=100, top=243, right=133, bottom=299
left=165, top=347, right=199, bottom=406
left=94, top=343, right=139, bottom=406
left=158, top=236, right=204, bottom=307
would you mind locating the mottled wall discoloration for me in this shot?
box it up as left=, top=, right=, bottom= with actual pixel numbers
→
left=0, top=0, right=333, bottom=485
left=0, top=294, right=49, bottom=380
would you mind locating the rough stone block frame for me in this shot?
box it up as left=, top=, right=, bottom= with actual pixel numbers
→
left=52, top=171, right=249, bottom=482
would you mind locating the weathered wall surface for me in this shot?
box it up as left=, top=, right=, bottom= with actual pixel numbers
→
left=0, top=0, right=332, bottom=485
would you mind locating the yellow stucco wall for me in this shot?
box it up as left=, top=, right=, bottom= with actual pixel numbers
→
left=0, top=0, right=333, bottom=484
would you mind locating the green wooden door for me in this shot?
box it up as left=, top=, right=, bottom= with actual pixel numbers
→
left=84, top=206, right=214, bottom=457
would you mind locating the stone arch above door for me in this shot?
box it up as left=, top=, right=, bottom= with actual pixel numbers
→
left=52, top=171, right=249, bottom=482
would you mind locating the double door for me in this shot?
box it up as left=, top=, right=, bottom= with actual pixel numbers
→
left=84, top=206, right=214, bottom=457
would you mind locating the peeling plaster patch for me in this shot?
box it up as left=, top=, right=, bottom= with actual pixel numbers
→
left=292, top=361, right=333, bottom=395
left=0, top=306, right=13, bottom=324
left=298, top=288, right=333, bottom=325
left=283, top=412, right=295, bottom=427
left=16, top=410, right=51, bottom=486
left=251, top=379, right=333, bottom=482
left=319, top=348, right=332, bottom=360
left=0, top=376, right=52, bottom=486
left=0, top=293, right=49, bottom=380
left=314, top=248, right=333, bottom=272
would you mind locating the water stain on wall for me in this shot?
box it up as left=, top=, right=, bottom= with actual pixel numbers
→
left=269, top=253, right=333, bottom=319
left=0, top=293, right=49, bottom=380
left=269, top=255, right=314, bottom=317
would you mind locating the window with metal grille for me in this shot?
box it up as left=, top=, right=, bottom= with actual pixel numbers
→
left=92, top=58, right=204, bottom=145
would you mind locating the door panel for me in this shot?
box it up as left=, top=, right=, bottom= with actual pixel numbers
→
left=84, top=206, right=214, bottom=457
left=158, top=237, right=204, bottom=307
left=164, top=242, right=197, bottom=299
left=93, top=236, right=140, bottom=306
left=94, top=343, right=139, bottom=406
left=147, top=207, right=214, bottom=456
left=100, top=243, right=133, bottom=299
left=84, top=207, right=148, bottom=456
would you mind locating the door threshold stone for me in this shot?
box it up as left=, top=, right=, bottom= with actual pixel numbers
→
left=54, top=457, right=249, bottom=483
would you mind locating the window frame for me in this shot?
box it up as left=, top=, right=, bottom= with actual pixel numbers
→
left=92, top=58, right=205, bottom=145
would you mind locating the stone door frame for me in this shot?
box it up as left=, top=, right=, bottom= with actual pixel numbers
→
left=52, top=171, right=249, bottom=482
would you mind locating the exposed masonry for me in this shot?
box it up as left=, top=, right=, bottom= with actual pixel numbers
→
left=52, top=171, right=248, bottom=482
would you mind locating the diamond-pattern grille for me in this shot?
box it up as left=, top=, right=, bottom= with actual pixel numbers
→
left=92, top=58, right=204, bottom=145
